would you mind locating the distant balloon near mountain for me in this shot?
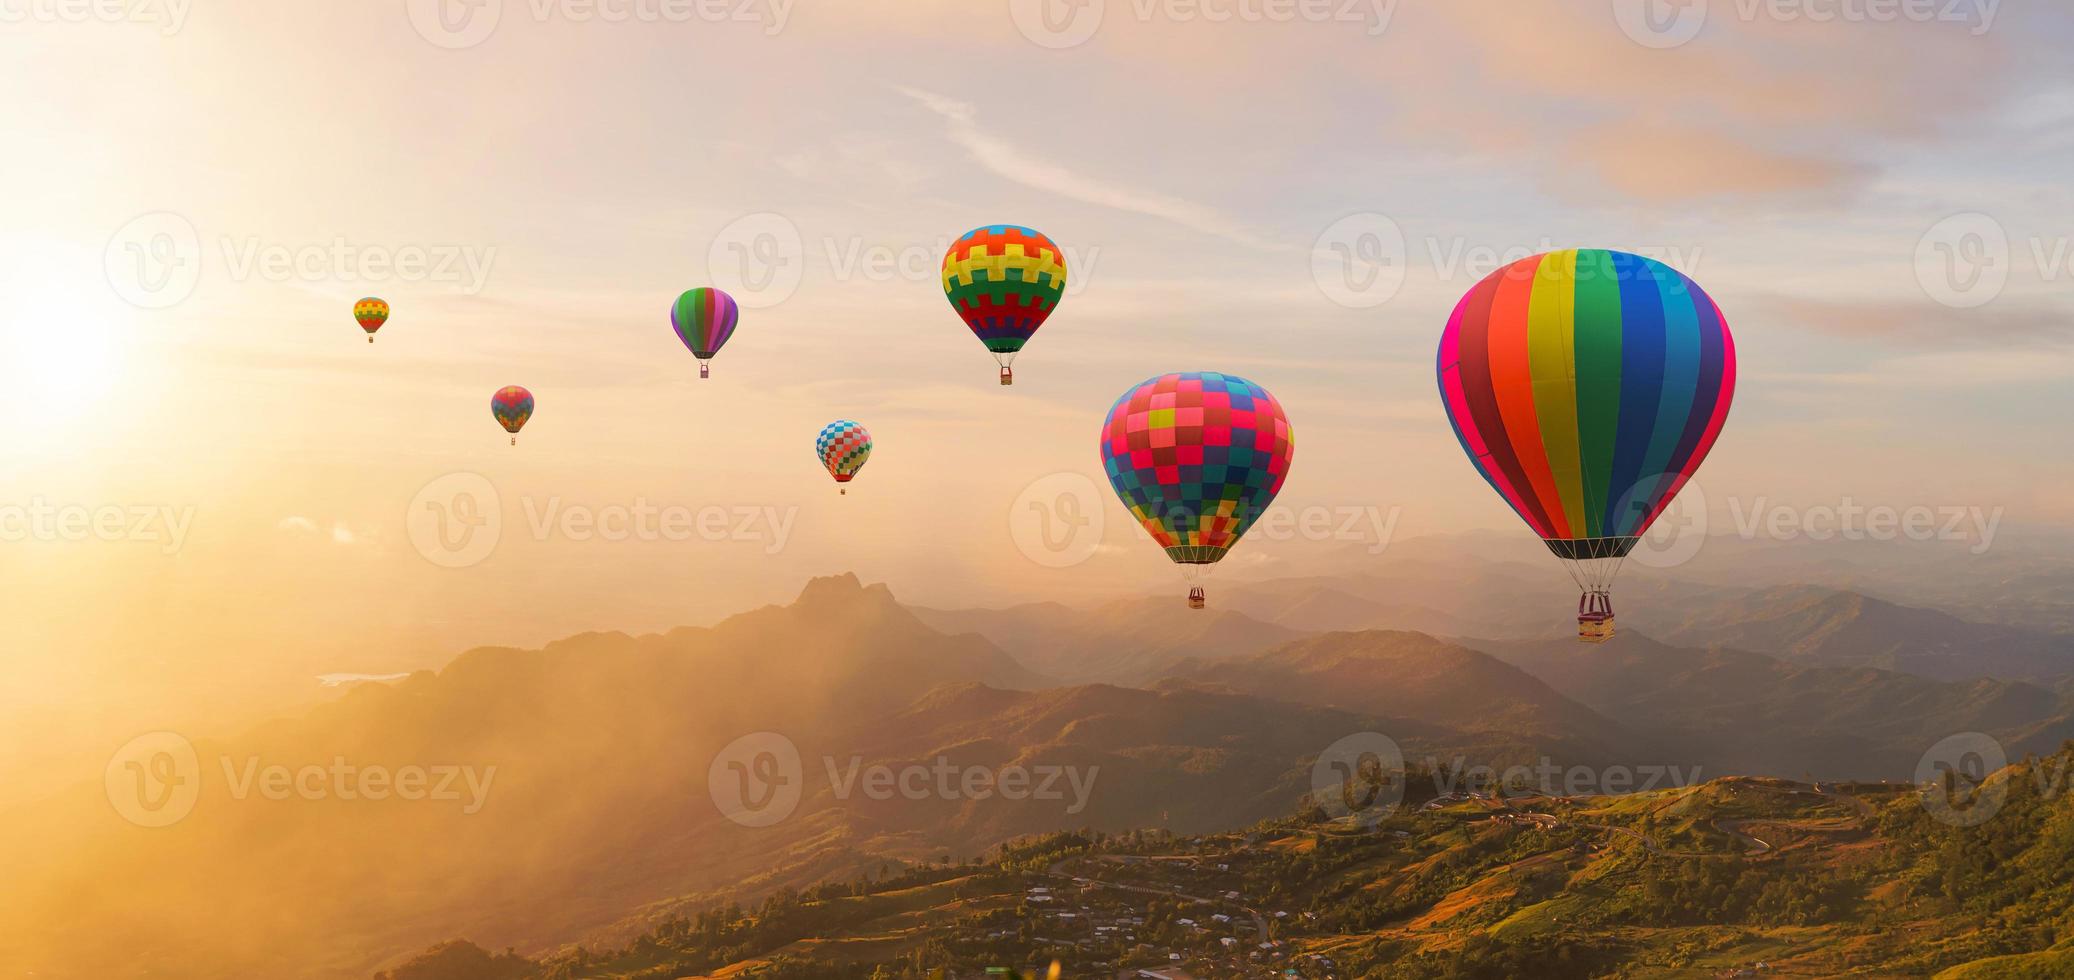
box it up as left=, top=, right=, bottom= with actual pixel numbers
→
left=816, top=420, right=871, bottom=495
left=941, top=225, right=1066, bottom=386
left=670, top=287, right=740, bottom=379
left=1100, top=372, right=1295, bottom=609
left=354, top=297, right=389, bottom=343
left=1436, top=249, right=1735, bottom=642
left=491, top=385, right=534, bottom=446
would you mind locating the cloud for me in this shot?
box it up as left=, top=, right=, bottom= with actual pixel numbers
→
left=893, top=85, right=1285, bottom=250
left=1760, top=295, right=2074, bottom=348
left=278, top=516, right=358, bottom=546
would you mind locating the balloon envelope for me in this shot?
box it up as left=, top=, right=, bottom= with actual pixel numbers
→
left=1100, top=372, right=1294, bottom=564
left=816, top=420, right=871, bottom=483
left=1436, top=249, right=1735, bottom=556
left=941, top=225, right=1066, bottom=365
left=670, top=287, right=740, bottom=360
left=354, top=297, right=389, bottom=335
left=491, top=385, right=534, bottom=434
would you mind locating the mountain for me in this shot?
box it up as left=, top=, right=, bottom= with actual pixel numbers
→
left=0, top=575, right=1599, bottom=980
left=0, top=574, right=1044, bottom=979
left=1637, top=585, right=2074, bottom=682
left=1164, top=630, right=1631, bottom=751
left=390, top=748, right=2074, bottom=980
left=1465, top=630, right=2074, bottom=779
left=909, top=596, right=1303, bottom=686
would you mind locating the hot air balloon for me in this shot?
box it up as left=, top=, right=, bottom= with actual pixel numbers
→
left=354, top=297, right=389, bottom=343
left=1100, top=372, right=1295, bottom=609
left=670, top=287, right=740, bottom=379
left=816, top=420, right=870, bottom=494
left=941, top=225, right=1066, bottom=385
left=492, top=385, right=534, bottom=446
left=1436, top=249, right=1735, bottom=642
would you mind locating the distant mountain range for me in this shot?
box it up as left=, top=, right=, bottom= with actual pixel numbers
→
left=6, top=561, right=2073, bottom=978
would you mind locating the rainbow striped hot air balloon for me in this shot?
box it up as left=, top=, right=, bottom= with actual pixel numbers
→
left=491, top=385, right=534, bottom=446
left=941, top=225, right=1067, bottom=386
left=670, top=287, right=740, bottom=379
left=1436, top=249, right=1735, bottom=641
left=354, top=297, right=389, bottom=343
left=816, top=420, right=870, bottom=495
left=1100, top=372, right=1295, bottom=609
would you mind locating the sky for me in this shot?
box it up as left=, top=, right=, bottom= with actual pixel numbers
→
left=2, top=0, right=2072, bottom=783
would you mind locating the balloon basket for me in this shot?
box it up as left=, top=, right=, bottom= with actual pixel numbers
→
left=839, top=487, right=847, bottom=496
left=510, top=436, right=516, bottom=446
left=1187, top=587, right=1206, bottom=610
left=700, top=362, right=710, bottom=379
left=1577, top=592, right=1614, bottom=643
left=367, top=336, right=374, bottom=343
left=999, top=366, right=1013, bottom=386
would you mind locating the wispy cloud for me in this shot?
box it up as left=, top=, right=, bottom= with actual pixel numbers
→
left=894, top=85, right=1286, bottom=250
